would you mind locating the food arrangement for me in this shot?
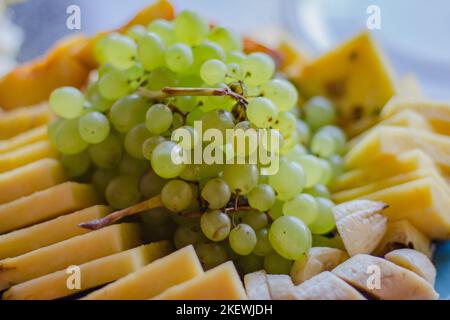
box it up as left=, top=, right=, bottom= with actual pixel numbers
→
left=0, top=0, right=449, bottom=300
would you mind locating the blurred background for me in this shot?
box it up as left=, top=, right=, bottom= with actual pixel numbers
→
left=1, top=0, right=450, bottom=99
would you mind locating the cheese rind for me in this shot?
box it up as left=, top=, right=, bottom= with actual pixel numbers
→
left=0, top=126, right=48, bottom=154
left=83, top=245, right=203, bottom=300
left=0, top=223, right=141, bottom=290
left=0, top=182, right=99, bottom=234
left=0, top=205, right=111, bottom=259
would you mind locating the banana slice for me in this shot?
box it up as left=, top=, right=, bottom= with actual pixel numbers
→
left=373, top=220, right=432, bottom=258
left=266, top=274, right=296, bottom=300
left=385, top=249, right=436, bottom=285
left=243, top=270, right=271, bottom=300
left=333, top=200, right=387, bottom=221
left=291, top=247, right=349, bottom=285
left=332, top=254, right=438, bottom=300
left=292, top=271, right=366, bottom=300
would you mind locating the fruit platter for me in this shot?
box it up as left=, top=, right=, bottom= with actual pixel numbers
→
left=0, top=0, right=449, bottom=300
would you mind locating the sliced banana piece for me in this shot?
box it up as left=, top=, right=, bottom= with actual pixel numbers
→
left=244, top=270, right=271, bottom=300
left=333, top=200, right=387, bottom=221
left=292, top=271, right=366, bottom=300
left=385, top=249, right=436, bottom=285
left=291, top=247, right=349, bottom=285
left=332, top=254, right=438, bottom=300
left=266, top=274, right=296, bottom=300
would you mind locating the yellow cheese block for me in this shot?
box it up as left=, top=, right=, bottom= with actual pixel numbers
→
left=0, top=182, right=99, bottom=234
left=0, top=104, right=52, bottom=139
left=0, top=126, right=48, bottom=154
left=153, top=261, right=247, bottom=300
left=0, top=205, right=111, bottom=259
left=332, top=149, right=435, bottom=192
left=0, top=223, right=141, bottom=290
left=333, top=167, right=449, bottom=203
left=0, top=140, right=58, bottom=174
left=345, top=127, right=450, bottom=173
left=0, top=158, right=66, bottom=205
left=3, top=241, right=172, bottom=300
left=83, top=245, right=203, bottom=300
left=362, top=177, right=450, bottom=239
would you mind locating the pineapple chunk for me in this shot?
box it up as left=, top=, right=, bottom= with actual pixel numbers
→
left=0, top=182, right=99, bottom=234
left=0, top=126, right=48, bottom=154
left=0, top=205, right=111, bottom=259
left=3, top=241, right=172, bottom=300
left=0, top=223, right=141, bottom=290
left=0, top=140, right=58, bottom=173
left=83, top=245, right=203, bottom=300
left=0, top=104, right=52, bottom=139
left=153, top=261, right=247, bottom=300
left=0, top=158, right=66, bottom=205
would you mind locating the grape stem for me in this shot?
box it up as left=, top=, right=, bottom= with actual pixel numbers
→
left=138, top=86, right=249, bottom=107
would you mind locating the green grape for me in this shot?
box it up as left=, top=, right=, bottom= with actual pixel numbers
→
left=98, top=63, right=115, bottom=78
left=253, top=228, right=273, bottom=256
left=47, top=119, right=63, bottom=146
left=238, top=254, right=264, bottom=274
left=174, top=10, right=209, bottom=45
left=55, top=119, right=88, bottom=155
left=200, top=210, right=231, bottom=242
left=186, top=107, right=205, bottom=126
left=141, top=207, right=171, bottom=226
left=103, top=33, right=137, bottom=69
left=109, top=94, right=149, bottom=133
left=321, top=125, right=346, bottom=153
left=241, top=211, right=269, bottom=230
left=223, top=164, right=259, bottom=195
left=318, top=158, right=333, bottom=185
left=247, top=97, right=278, bottom=128
left=78, top=111, right=110, bottom=144
left=98, top=69, right=130, bottom=100
left=226, top=63, right=243, bottom=81
left=192, top=41, right=225, bottom=72
left=145, top=67, right=178, bottom=90
left=86, top=82, right=114, bottom=112
left=261, top=79, right=298, bottom=112
left=247, top=184, right=276, bottom=212
left=200, top=59, right=227, bottom=85
left=278, top=130, right=297, bottom=155
left=174, top=224, right=206, bottom=249
left=140, top=170, right=167, bottom=198
left=94, top=35, right=108, bottom=64
left=172, top=126, right=199, bottom=150
left=264, top=251, right=292, bottom=275
left=268, top=159, right=305, bottom=200
left=283, top=193, right=319, bottom=226
left=147, top=19, right=175, bottom=46
left=124, top=124, right=151, bottom=159
left=119, top=153, right=149, bottom=176
left=195, top=243, right=228, bottom=270
left=61, top=151, right=90, bottom=178
left=88, top=133, right=122, bottom=169
left=296, top=119, right=311, bottom=144
left=137, top=32, right=165, bottom=71
left=49, top=87, right=84, bottom=119
left=161, top=180, right=193, bottom=212
left=126, top=25, right=146, bottom=41
left=170, top=113, right=185, bottom=131
left=304, top=96, right=336, bottom=130
left=328, top=154, right=344, bottom=180
left=208, top=26, right=242, bottom=52
left=201, top=178, right=231, bottom=209
left=201, top=84, right=235, bottom=112
left=308, top=197, right=336, bottom=235
left=259, top=128, right=283, bottom=156
left=200, top=109, right=235, bottom=136
left=243, top=52, right=275, bottom=86
left=269, top=215, right=312, bottom=260
left=226, top=51, right=246, bottom=65
left=165, top=43, right=193, bottom=73
left=304, top=184, right=331, bottom=199
left=285, top=144, right=307, bottom=163
left=296, top=155, right=323, bottom=188
left=174, top=96, right=197, bottom=113
left=145, top=104, right=173, bottom=135
left=179, top=163, right=223, bottom=182
left=273, top=111, right=296, bottom=137
left=151, top=141, right=186, bottom=178
left=229, top=224, right=257, bottom=256
left=92, top=169, right=116, bottom=195
left=311, top=130, right=337, bottom=158
left=124, top=63, right=147, bottom=91
left=268, top=200, right=284, bottom=220
left=142, top=135, right=166, bottom=160
left=105, top=175, right=141, bottom=209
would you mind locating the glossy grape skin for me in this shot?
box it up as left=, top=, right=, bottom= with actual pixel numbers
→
left=55, top=119, right=88, bottom=155
left=165, top=43, right=194, bottom=73
left=137, top=32, right=165, bottom=71
left=247, top=184, right=276, bottom=212
left=283, top=193, right=319, bottom=226
left=174, top=10, right=209, bottom=45
left=268, top=159, right=306, bottom=201
left=151, top=141, right=186, bottom=179
left=229, top=224, right=257, bottom=256
left=264, top=251, right=293, bottom=275
left=200, top=210, right=231, bottom=242
left=253, top=228, right=273, bottom=256
left=98, top=69, right=130, bottom=100
left=88, top=133, right=122, bottom=169
left=161, top=180, right=193, bottom=213
left=261, top=79, right=298, bottom=112
left=223, top=164, right=259, bottom=195
left=78, top=111, right=110, bottom=144
left=147, top=19, right=175, bottom=46
left=304, top=96, right=336, bottom=130
left=308, top=197, right=336, bottom=235
left=49, top=87, right=84, bottom=119
left=201, top=178, right=231, bottom=210
left=109, top=94, right=149, bottom=133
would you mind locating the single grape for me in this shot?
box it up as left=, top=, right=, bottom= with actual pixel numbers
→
left=304, top=184, right=331, bottom=199
left=304, top=96, right=336, bottom=130
left=126, top=25, right=146, bottom=41
left=165, top=43, right=193, bottom=73
left=273, top=111, right=297, bottom=137
left=243, top=52, right=275, bottom=85
left=140, top=170, right=167, bottom=198
left=229, top=224, right=257, bottom=256
left=119, top=153, right=149, bottom=176
left=268, top=200, right=284, bottom=220
left=241, top=211, right=269, bottom=230
left=105, top=175, right=141, bottom=209
left=208, top=26, right=242, bottom=52
left=78, top=111, right=110, bottom=144
left=88, top=133, right=122, bottom=169
left=49, top=87, right=84, bottom=119
left=320, top=125, right=346, bottom=153
left=145, top=103, right=173, bottom=134
left=142, top=135, right=166, bottom=160
left=109, top=94, right=149, bottom=133
left=328, top=154, right=345, bottom=180
left=179, top=163, right=223, bottom=182
left=171, top=126, right=199, bottom=151
left=145, top=67, right=178, bottom=90
left=253, top=228, right=273, bottom=256
left=226, top=51, right=246, bottom=64
left=285, top=144, right=307, bottom=163
left=151, top=141, right=186, bottom=178
left=268, top=159, right=305, bottom=200
left=147, top=19, right=175, bottom=46
left=124, top=124, right=151, bottom=159
left=174, top=10, right=209, bottom=45
left=137, top=32, right=165, bottom=71
left=161, top=180, right=193, bottom=213
left=238, top=254, right=264, bottom=274
left=92, top=169, right=116, bottom=195
left=269, top=215, right=312, bottom=260
left=296, top=119, right=311, bottom=144
left=311, top=130, right=337, bottom=158
left=195, top=243, right=228, bottom=270
left=192, top=41, right=225, bottom=72
left=247, top=184, right=276, bottom=212
left=98, top=69, right=130, bottom=100
left=223, top=164, right=259, bottom=195
left=174, top=224, right=206, bottom=249
left=200, top=59, right=227, bottom=85
left=247, top=97, right=278, bottom=128
left=200, top=210, right=231, bottom=242
left=296, top=155, right=323, bottom=188
left=86, top=82, right=114, bottom=112
left=261, top=79, right=298, bottom=112
left=174, top=96, right=197, bottom=113
left=283, top=193, right=319, bottom=226
left=55, top=119, right=88, bottom=155
left=264, top=251, right=293, bottom=275
left=318, top=158, right=333, bottom=185
left=308, top=197, right=336, bottom=235
left=226, top=63, right=243, bottom=80
left=201, top=178, right=231, bottom=209
left=200, top=109, right=235, bottom=136
left=103, top=33, right=137, bottom=69
left=61, top=151, right=90, bottom=178
left=278, top=130, right=298, bottom=155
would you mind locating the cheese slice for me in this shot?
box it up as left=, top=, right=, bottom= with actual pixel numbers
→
left=0, top=158, right=66, bottom=205
left=0, top=223, right=141, bottom=290
left=0, top=126, right=48, bottom=154
left=3, top=241, right=172, bottom=300
left=266, top=274, right=296, bottom=300
left=0, top=182, right=99, bottom=234
left=83, top=245, right=203, bottom=300
left=0, top=205, right=111, bottom=259
left=244, top=270, right=271, bottom=300
left=153, top=261, right=247, bottom=300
